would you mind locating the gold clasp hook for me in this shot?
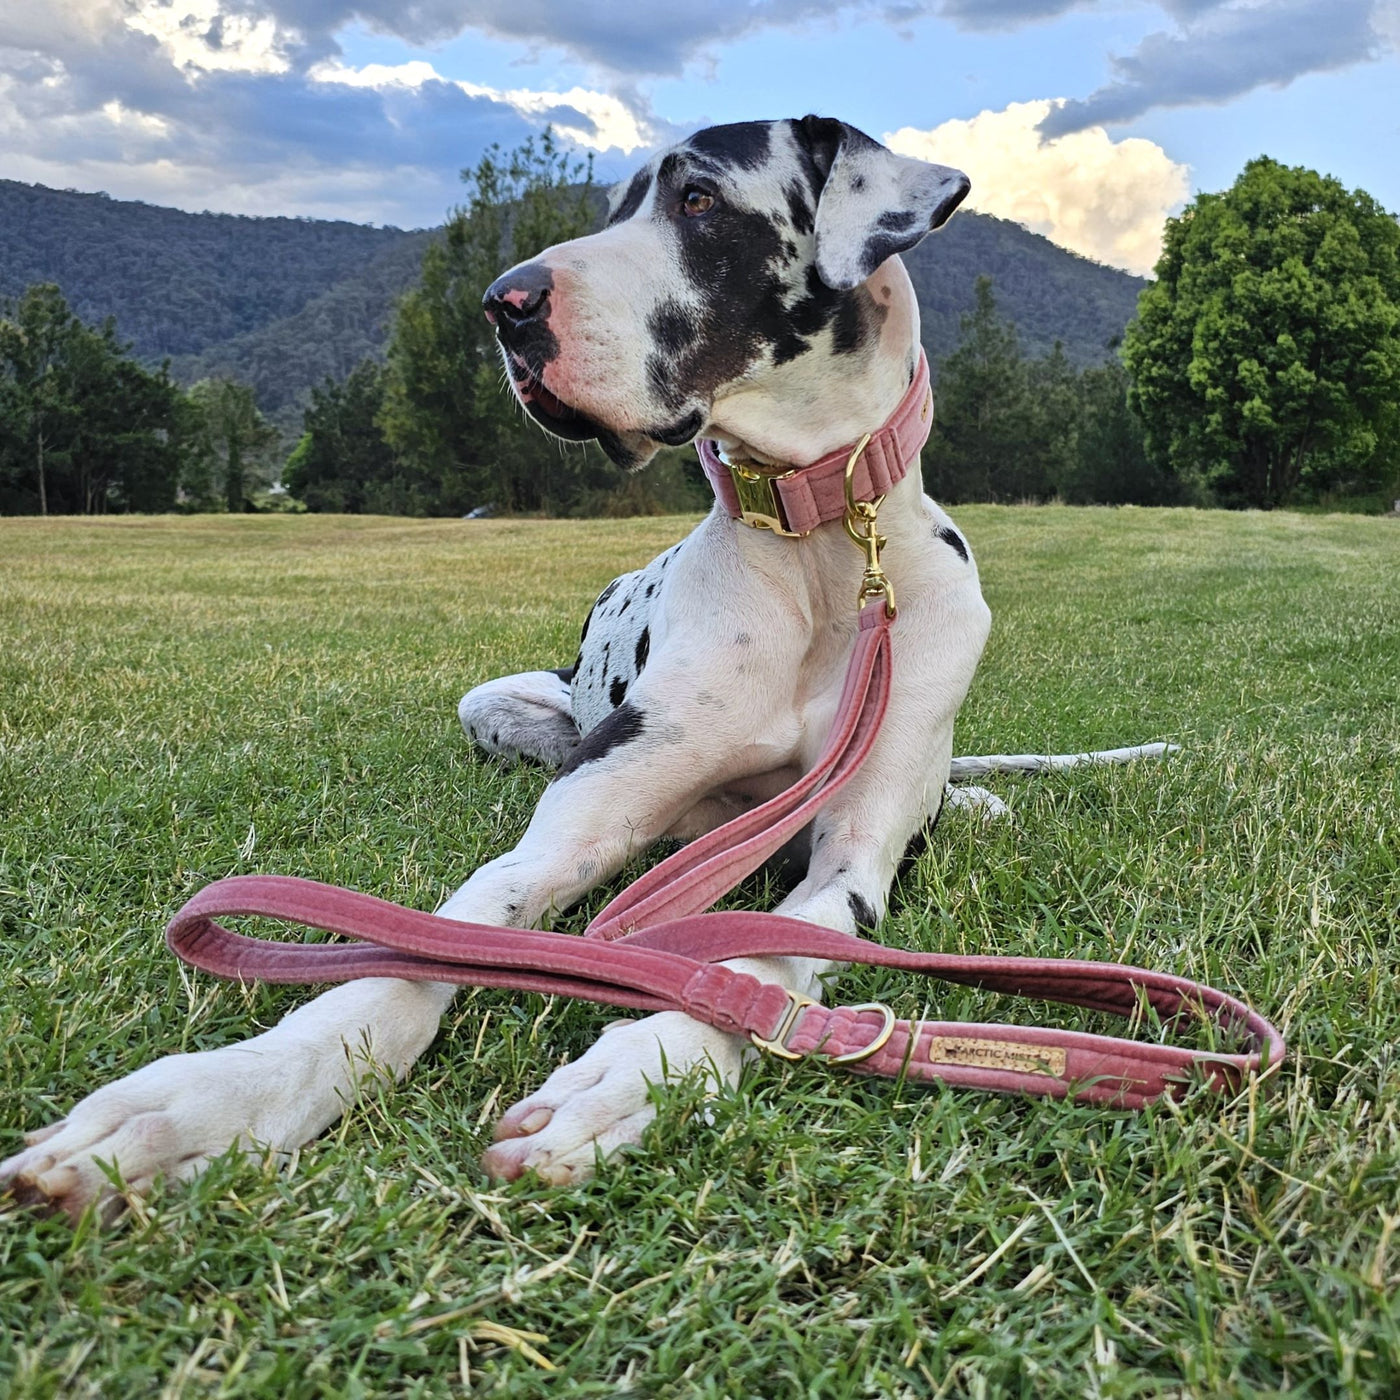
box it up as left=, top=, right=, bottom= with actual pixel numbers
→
left=842, top=434, right=896, bottom=619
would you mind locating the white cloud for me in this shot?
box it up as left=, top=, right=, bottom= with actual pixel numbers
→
left=308, top=59, right=649, bottom=152
left=887, top=100, right=1190, bottom=276
left=101, top=98, right=171, bottom=137
left=1373, top=0, right=1400, bottom=47
left=123, top=0, right=295, bottom=76
left=493, top=85, right=647, bottom=154
left=308, top=60, right=444, bottom=89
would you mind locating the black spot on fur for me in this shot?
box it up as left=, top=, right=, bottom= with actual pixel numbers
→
left=555, top=702, right=645, bottom=778
left=608, top=168, right=651, bottom=226
left=618, top=596, right=630, bottom=615
left=649, top=301, right=698, bottom=358
left=597, top=579, right=619, bottom=606
left=895, top=804, right=944, bottom=882
left=847, top=890, right=877, bottom=932
left=635, top=626, right=650, bottom=671
left=877, top=209, right=919, bottom=231
left=851, top=173, right=866, bottom=193
left=938, top=526, right=968, bottom=562
left=641, top=150, right=865, bottom=398
left=784, top=180, right=814, bottom=236
left=688, top=121, right=772, bottom=170
left=833, top=292, right=864, bottom=355
left=594, top=426, right=649, bottom=470
left=609, top=676, right=628, bottom=707
left=797, top=115, right=845, bottom=186
left=859, top=232, right=910, bottom=279
left=550, top=665, right=576, bottom=684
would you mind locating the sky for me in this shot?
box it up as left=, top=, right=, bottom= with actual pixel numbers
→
left=1, top=1, right=1397, bottom=276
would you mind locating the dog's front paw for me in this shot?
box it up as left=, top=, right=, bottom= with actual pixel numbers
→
left=481, top=1012, right=746, bottom=1185
left=1, top=1046, right=315, bottom=1224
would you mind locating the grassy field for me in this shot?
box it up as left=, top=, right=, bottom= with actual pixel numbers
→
left=1, top=507, right=1398, bottom=1398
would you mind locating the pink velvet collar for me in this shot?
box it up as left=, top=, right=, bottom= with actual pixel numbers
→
left=697, top=351, right=933, bottom=537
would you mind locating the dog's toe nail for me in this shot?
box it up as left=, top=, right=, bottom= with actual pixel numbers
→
left=518, top=1107, right=553, bottom=1136
left=531, top=1160, right=577, bottom=1187
left=490, top=1104, right=553, bottom=1143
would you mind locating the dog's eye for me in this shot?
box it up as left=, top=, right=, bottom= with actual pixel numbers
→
left=682, top=187, right=716, bottom=217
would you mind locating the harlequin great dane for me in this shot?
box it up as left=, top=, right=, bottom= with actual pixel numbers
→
left=3, top=117, right=1168, bottom=1217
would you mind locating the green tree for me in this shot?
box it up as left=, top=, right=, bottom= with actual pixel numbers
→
left=0, top=283, right=188, bottom=514
left=925, top=277, right=1066, bottom=503
left=0, top=284, right=76, bottom=515
left=1061, top=359, right=1178, bottom=506
left=379, top=129, right=620, bottom=515
left=186, top=377, right=279, bottom=512
left=62, top=329, right=188, bottom=513
left=1026, top=340, right=1081, bottom=499
left=1124, top=157, right=1400, bottom=508
left=924, top=277, right=1025, bottom=502
left=285, top=360, right=409, bottom=512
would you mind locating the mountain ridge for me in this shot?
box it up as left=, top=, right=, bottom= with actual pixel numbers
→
left=1, top=177, right=1147, bottom=430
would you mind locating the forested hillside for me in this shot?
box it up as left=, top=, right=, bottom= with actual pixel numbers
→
left=911, top=212, right=1144, bottom=364
left=0, top=178, right=1144, bottom=429
left=167, top=232, right=436, bottom=424
left=0, top=180, right=407, bottom=360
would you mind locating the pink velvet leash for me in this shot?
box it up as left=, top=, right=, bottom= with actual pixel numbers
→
left=165, top=602, right=1283, bottom=1107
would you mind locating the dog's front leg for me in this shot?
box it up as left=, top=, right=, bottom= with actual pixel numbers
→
left=1, top=975, right=458, bottom=1222
left=462, top=700, right=800, bottom=1185
left=3, top=734, right=712, bottom=1220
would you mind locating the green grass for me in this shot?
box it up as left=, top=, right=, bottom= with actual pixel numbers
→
left=1, top=508, right=1398, bottom=1398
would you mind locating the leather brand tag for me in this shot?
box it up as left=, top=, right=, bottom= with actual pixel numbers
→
left=928, top=1035, right=1067, bottom=1077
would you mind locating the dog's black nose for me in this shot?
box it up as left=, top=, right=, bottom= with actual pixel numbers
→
left=483, top=264, right=553, bottom=328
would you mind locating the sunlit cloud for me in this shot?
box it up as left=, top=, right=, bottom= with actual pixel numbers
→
left=101, top=98, right=171, bottom=137
left=888, top=100, right=1190, bottom=276
left=309, top=59, right=650, bottom=152
left=124, top=0, right=296, bottom=76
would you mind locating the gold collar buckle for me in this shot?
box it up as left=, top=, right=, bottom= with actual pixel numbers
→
left=728, top=462, right=809, bottom=538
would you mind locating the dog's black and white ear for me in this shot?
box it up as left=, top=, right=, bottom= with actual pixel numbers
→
left=797, top=115, right=970, bottom=292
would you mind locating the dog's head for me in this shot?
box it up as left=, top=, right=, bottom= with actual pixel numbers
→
left=484, top=116, right=969, bottom=468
